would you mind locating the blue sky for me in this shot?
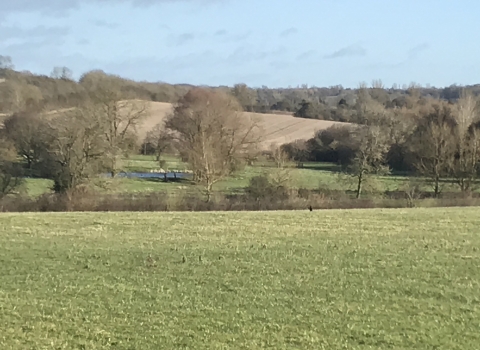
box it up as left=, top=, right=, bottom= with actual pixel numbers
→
left=1, top=0, right=479, bottom=88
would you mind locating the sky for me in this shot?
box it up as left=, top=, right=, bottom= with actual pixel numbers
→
left=1, top=0, right=479, bottom=88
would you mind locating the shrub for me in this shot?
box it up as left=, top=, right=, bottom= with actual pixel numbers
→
left=246, top=175, right=289, bottom=202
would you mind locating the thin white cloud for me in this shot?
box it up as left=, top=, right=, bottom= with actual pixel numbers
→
left=365, top=44, right=431, bottom=71
left=215, top=30, right=251, bottom=44
left=296, top=50, right=316, bottom=61
left=280, top=27, right=297, bottom=37
left=91, top=19, right=119, bottom=29
left=408, top=43, right=429, bottom=59
left=0, top=25, right=69, bottom=41
left=0, top=0, right=224, bottom=16
left=324, top=45, right=366, bottom=59
left=227, top=45, right=287, bottom=64
left=214, top=29, right=227, bottom=36
left=167, top=32, right=195, bottom=47
left=77, top=38, right=90, bottom=45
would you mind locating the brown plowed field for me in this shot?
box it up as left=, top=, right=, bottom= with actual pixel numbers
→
left=0, top=101, right=349, bottom=149
left=139, top=101, right=349, bottom=149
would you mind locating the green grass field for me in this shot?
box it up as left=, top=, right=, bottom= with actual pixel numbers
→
left=1, top=208, right=480, bottom=349
left=21, top=155, right=419, bottom=198
left=120, top=156, right=416, bottom=194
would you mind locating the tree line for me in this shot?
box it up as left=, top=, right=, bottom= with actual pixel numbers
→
left=0, top=79, right=261, bottom=201
left=2, top=56, right=480, bottom=123
left=282, top=88, right=480, bottom=198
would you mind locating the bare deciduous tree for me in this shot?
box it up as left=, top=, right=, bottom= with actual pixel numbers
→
left=410, top=104, right=456, bottom=197
left=51, top=66, right=74, bottom=81
left=348, top=94, right=392, bottom=198
left=86, top=82, right=148, bottom=177
left=449, top=90, right=480, bottom=192
left=231, top=83, right=257, bottom=112
left=400, top=178, right=423, bottom=208
left=38, top=108, right=108, bottom=194
left=101, top=99, right=148, bottom=177
left=0, top=137, right=23, bottom=198
left=144, top=122, right=173, bottom=163
left=269, top=144, right=292, bottom=168
left=166, top=88, right=261, bottom=201
left=3, top=112, right=46, bottom=171
left=0, top=80, right=43, bottom=113
left=347, top=124, right=391, bottom=198
left=268, top=145, right=294, bottom=189
left=0, top=55, right=14, bottom=70
left=354, top=83, right=389, bottom=126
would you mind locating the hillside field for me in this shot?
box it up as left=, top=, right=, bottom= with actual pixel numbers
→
left=1, top=208, right=480, bottom=349
left=0, top=101, right=348, bottom=151
left=138, top=101, right=348, bottom=149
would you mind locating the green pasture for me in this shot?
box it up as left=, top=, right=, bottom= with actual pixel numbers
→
left=1, top=208, right=479, bottom=348
left=19, top=155, right=470, bottom=198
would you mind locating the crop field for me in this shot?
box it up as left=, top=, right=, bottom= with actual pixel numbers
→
left=137, top=101, right=348, bottom=149
left=1, top=208, right=480, bottom=349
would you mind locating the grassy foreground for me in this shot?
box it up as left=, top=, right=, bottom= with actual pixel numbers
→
left=1, top=208, right=480, bottom=349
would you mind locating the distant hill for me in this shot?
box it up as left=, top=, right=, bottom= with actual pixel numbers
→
left=2, top=67, right=480, bottom=122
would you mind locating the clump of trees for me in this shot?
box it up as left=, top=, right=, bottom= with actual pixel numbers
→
left=283, top=88, right=480, bottom=198
left=1, top=70, right=264, bottom=201
left=0, top=78, right=149, bottom=195
left=0, top=136, right=23, bottom=198
left=0, top=60, right=189, bottom=115
left=164, top=88, right=262, bottom=200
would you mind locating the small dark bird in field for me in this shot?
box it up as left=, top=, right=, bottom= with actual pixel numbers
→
left=308, top=205, right=313, bottom=211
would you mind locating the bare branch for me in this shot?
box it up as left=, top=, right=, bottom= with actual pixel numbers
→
left=165, top=88, right=261, bottom=201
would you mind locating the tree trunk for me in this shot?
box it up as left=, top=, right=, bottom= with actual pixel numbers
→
left=206, top=181, right=213, bottom=202
left=356, top=172, right=363, bottom=199
left=460, top=178, right=467, bottom=192
left=434, top=175, right=440, bottom=198
left=110, top=157, right=118, bottom=178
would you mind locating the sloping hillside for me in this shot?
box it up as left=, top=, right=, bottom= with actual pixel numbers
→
left=0, top=101, right=350, bottom=149
left=139, top=101, right=349, bottom=149
left=247, top=111, right=347, bottom=148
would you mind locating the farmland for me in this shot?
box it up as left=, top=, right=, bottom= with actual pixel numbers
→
left=1, top=208, right=480, bottom=349
left=1, top=2, right=479, bottom=348
left=137, top=101, right=347, bottom=149
left=4, top=89, right=480, bottom=209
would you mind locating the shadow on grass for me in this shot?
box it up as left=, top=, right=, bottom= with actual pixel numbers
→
left=299, top=163, right=342, bottom=172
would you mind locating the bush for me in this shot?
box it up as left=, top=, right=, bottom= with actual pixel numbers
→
left=0, top=161, right=24, bottom=198
left=246, top=175, right=289, bottom=202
